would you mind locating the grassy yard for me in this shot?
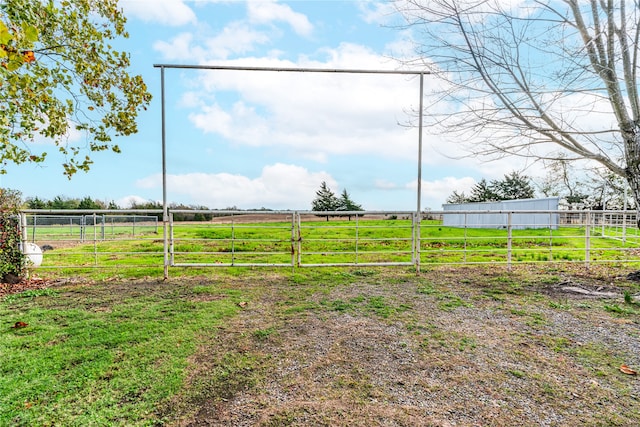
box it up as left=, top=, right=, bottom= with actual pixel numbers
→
left=2, top=265, right=640, bottom=426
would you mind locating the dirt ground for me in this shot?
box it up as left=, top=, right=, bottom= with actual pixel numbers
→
left=156, top=266, right=640, bottom=427
left=4, top=266, right=640, bottom=426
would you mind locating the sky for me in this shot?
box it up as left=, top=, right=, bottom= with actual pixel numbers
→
left=4, top=0, right=545, bottom=211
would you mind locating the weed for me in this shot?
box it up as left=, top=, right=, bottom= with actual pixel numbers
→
left=253, top=327, right=278, bottom=340
left=541, top=382, right=556, bottom=396
left=351, top=269, right=376, bottom=277
left=327, top=299, right=353, bottom=312
left=458, top=336, right=477, bottom=352
left=548, top=300, right=571, bottom=310
left=604, top=304, right=639, bottom=315
left=508, top=369, right=526, bottom=379
left=437, top=293, right=473, bottom=312
left=623, top=290, right=640, bottom=307
left=4, top=288, right=58, bottom=303
left=417, top=284, right=438, bottom=295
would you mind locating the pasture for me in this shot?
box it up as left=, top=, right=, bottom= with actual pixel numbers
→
left=19, top=211, right=640, bottom=274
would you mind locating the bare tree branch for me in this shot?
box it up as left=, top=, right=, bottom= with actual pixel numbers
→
left=394, top=0, right=640, bottom=216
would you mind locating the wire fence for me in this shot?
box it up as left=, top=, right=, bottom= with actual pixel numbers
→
left=16, top=209, right=640, bottom=274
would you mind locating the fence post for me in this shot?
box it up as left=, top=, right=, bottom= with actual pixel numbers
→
left=93, top=213, right=98, bottom=266
left=297, top=212, right=302, bottom=267
left=507, top=212, right=512, bottom=271
left=463, top=213, right=468, bottom=263
left=169, top=212, right=175, bottom=267
left=290, top=213, right=296, bottom=268
left=548, top=212, right=553, bottom=262
left=20, top=212, right=27, bottom=252
left=355, top=213, right=360, bottom=264
left=585, top=211, right=591, bottom=268
left=231, top=217, right=236, bottom=266
left=415, top=212, right=421, bottom=273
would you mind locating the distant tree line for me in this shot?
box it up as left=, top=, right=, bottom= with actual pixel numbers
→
left=23, top=196, right=235, bottom=222
left=26, top=195, right=118, bottom=210
left=446, top=166, right=637, bottom=210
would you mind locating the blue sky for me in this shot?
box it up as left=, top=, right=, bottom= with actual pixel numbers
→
left=4, top=0, right=537, bottom=211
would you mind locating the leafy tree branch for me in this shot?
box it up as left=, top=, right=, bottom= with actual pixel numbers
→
left=0, top=0, right=151, bottom=177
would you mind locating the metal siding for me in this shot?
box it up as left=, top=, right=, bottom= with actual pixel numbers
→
left=442, top=198, right=560, bottom=229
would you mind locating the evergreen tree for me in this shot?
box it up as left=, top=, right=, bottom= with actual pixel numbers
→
left=311, top=182, right=339, bottom=221
left=26, top=196, right=46, bottom=209
left=447, top=171, right=536, bottom=204
left=49, top=195, right=78, bottom=209
left=493, top=171, right=535, bottom=201
left=78, top=196, right=104, bottom=210
left=468, top=179, right=499, bottom=202
left=337, top=189, right=363, bottom=221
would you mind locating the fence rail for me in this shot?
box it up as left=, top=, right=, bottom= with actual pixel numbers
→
left=16, top=209, right=640, bottom=275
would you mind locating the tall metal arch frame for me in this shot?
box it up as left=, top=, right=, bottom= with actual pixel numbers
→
left=154, top=64, right=429, bottom=278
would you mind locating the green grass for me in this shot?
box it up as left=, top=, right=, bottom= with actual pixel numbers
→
left=0, top=281, right=245, bottom=426
left=24, top=218, right=640, bottom=275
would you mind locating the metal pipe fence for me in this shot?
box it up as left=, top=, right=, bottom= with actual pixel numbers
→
left=16, top=209, right=640, bottom=273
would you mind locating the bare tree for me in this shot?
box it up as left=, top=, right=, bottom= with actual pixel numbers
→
left=395, top=1, right=640, bottom=221
left=537, top=157, right=589, bottom=207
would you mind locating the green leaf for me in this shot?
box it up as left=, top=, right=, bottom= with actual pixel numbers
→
left=0, top=21, right=12, bottom=45
left=5, top=58, right=22, bottom=72
left=22, top=24, right=39, bottom=43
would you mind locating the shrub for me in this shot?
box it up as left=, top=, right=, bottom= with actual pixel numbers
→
left=0, top=189, right=26, bottom=283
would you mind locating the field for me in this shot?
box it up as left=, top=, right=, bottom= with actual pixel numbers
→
left=21, top=213, right=640, bottom=272
left=2, top=265, right=640, bottom=426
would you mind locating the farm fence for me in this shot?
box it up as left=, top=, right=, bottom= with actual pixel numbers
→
left=16, top=209, right=640, bottom=276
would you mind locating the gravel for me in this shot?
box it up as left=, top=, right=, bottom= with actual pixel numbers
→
left=169, top=266, right=640, bottom=426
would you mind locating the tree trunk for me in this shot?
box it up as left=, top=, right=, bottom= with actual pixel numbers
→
left=624, top=130, right=640, bottom=227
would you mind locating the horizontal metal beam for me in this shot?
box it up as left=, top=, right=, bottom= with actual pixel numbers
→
left=153, top=63, right=429, bottom=75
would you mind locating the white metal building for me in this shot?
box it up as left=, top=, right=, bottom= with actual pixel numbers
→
left=442, top=197, right=560, bottom=229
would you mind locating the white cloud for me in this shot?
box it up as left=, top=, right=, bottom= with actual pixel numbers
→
left=357, top=1, right=398, bottom=25
left=425, top=176, right=477, bottom=206
left=153, top=24, right=271, bottom=61
left=153, top=33, right=207, bottom=61
left=204, top=22, right=271, bottom=59
left=136, top=163, right=335, bottom=209
left=117, top=195, right=157, bottom=208
left=247, top=0, right=313, bottom=36
left=150, top=1, right=313, bottom=61
left=406, top=176, right=477, bottom=209
left=185, top=45, right=422, bottom=161
left=121, top=0, right=197, bottom=26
